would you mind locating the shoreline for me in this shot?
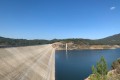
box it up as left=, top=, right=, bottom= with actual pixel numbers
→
left=53, top=43, right=120, bottom=50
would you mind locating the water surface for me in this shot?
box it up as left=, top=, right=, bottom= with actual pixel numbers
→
left=55, top=49, right=120, bottom=80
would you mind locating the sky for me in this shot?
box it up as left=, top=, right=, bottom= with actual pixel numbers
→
left=0, top=0, right=120, bottom=40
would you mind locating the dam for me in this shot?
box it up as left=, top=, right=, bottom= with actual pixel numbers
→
left=0, top=44, right=55, bottom=80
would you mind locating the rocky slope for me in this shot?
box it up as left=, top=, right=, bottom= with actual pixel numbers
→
left=53, top=42, right=120, bottom=50
left=85, top=59, right=120, bottom=80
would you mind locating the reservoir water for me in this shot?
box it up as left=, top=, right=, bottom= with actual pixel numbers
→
left=55, top=49, right=120, bottom=80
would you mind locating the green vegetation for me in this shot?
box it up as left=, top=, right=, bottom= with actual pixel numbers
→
left=90, top=56, right=108, bottom=80
left=0, top=37, right=51, bottom=47
left=0, top=33, right=120, bottom=47
left=55, top=33, right=120, bottom=45
left=112, top=59, right=120, bottom=74
left=89, top=57, right=120, bottom=80
left=107, top=59, right=120, bottom=80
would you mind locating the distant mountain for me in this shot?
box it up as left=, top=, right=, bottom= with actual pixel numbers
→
left=0, top=33, right=120, bottom=47
left=0, top=36, right=51, bottom=47
left=97, top=33, right=120, bottom=45
left=54, top=33, right=120, bottom=45
left=102, top=33, right=120, bottom=40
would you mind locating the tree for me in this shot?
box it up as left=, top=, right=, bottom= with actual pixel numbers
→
left=96, top=56, right=108, bottom=75
left=90, top=65, right=100, bottom=80
left=90, top=56, right=108, bottom=80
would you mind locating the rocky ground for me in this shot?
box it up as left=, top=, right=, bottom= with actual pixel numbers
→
left=85, top=59, right=120, bottom=80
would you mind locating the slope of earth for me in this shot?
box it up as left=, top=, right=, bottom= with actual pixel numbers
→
left=0, top=44, right=55, bottom=80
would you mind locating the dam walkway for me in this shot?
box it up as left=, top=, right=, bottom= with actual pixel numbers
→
left=0, top=44, right=55, bottom=80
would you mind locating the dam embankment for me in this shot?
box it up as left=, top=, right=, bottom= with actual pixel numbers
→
left=0, top=44, right=55, bottom=80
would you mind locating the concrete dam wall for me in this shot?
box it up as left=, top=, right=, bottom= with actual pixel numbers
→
left=0, top=44, right=55, bottom=80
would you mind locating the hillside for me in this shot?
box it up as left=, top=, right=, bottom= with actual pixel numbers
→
left=58, top=33, right=120, bottom=45
left=54, top=34, right=120, bottom=50
left=0, top=33, right=120, bottom=48
left=97, top=33, right=120, bottom=45
left=107, top=59, right=120, bottom=79
left=0, top=36, right=51, bottom=47
left=85, top=59, right=120, bottom=80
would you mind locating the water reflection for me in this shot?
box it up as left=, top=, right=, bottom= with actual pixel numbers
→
left=55, top=49, right=120, bottom=80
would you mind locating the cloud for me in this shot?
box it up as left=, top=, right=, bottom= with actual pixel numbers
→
left=110, top=7, right=116, bottom=10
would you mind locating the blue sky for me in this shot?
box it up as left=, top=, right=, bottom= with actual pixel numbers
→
left=0, top=0, right=120, bottom=40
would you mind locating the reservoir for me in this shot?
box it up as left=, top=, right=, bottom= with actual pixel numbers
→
left=55, top=49, right=120, bottom=80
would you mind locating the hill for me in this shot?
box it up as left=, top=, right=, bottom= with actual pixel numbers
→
left=0, top=33, right=120, bottom=48
left=58, top=33, right=120, bottom=45
left=53, top=33, right=120, bottom=50
left=0, top=36, right=51, bottom=47
left=97, top=33, right=120, bottom=45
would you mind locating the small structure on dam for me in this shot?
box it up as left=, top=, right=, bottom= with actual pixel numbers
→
left=0, top=44, right=55, bottom=80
